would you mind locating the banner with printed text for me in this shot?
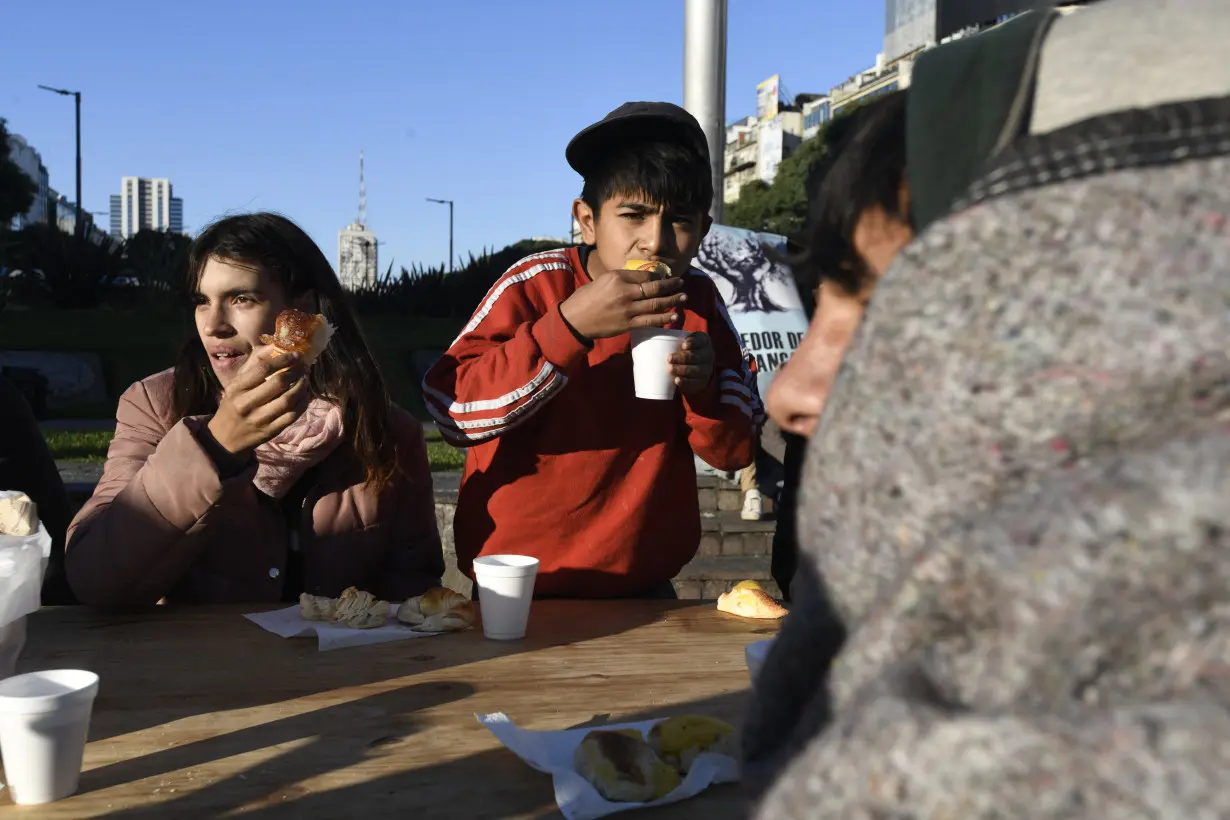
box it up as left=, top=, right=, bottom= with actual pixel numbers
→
left=692, top=224, right=809, bottom=401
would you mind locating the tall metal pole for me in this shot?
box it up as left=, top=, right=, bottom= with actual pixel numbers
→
left=427, top=197, right=455, bottom=272
left=37, top=85, right=84, bottom=235
left=74, top=92, right=82, bottom=237
left=683, top=0, right=727, bottom=224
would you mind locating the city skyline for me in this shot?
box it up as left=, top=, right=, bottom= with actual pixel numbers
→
left=108, top=176, right=183, bottom=238
left=3, top=1, right=883, bottom=272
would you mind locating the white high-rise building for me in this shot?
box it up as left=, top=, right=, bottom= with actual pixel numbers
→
left=338, top=223, right=377, bottom=289
left=337, top=151, right=378, bottom=289
left=109, top=176, right=183, bottom=239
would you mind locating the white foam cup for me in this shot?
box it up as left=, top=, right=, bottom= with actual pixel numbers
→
left=745, top=638, right=776, bottom=686
left=473, top=555, right=540, bottom=640
left=0, top=669, right=99, bottom=805
left=630, top=328, right=690, bottom=400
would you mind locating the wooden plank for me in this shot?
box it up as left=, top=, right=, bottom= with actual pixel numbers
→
left=0, top=602, right=779, bottom=818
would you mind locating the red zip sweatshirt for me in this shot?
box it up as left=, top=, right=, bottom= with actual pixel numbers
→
left=422, top=247, right=763, bottom=597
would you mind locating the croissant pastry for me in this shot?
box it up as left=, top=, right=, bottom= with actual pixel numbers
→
left=397, top=587, right=476, bottom=633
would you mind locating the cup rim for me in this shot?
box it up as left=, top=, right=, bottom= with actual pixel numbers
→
left=0, top=669, right=99, bottom=714
left=630, top=328, right=690, bottom=343
left=473, top=554, right=540, bottom=577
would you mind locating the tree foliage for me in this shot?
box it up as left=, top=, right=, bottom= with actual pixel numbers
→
left=724, top=100, right=874, bottom=238
left=347, top=238, right=565, bottom=318
left=0, top=119, right=36, bottom=229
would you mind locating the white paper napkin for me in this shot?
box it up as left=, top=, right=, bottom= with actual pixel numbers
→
left=476, top=712, right=741, bottom=820
left=244, top=604, right=439, bottom=651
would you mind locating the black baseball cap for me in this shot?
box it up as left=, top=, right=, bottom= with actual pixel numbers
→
left=566, top=102, right=710, bottom=176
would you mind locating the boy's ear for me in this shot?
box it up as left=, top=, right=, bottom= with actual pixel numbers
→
left=573, top=198, right=598, bottom=245
left=701, top=213, right=713, bottom=240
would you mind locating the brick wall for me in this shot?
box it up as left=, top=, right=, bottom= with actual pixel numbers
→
left=67, top=473, right=778, bottom=602
left=436, top=475, right=779, bottom=601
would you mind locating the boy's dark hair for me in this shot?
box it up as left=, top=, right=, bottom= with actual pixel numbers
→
left=581, top=138, right=713, bottom=217
left=796, top=90, right=909, bottom=298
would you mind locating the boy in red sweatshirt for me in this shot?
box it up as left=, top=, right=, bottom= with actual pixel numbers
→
left=423, top=102, right=763, bottom=598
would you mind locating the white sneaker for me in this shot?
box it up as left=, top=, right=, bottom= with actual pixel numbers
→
left=741, top=490, right=763, bottom=521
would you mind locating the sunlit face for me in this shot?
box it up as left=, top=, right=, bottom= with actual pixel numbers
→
left=574, top=193, right=712, bottom=278
left=766, top=197, right=914, bottom=438
left=193, top=258, right=292, bottom=387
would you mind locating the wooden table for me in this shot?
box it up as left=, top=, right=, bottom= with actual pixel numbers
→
left=0, top=601, right=778, bottom=819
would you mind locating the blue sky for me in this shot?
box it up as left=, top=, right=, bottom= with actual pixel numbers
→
left=3, top=1, right=883, bottom=274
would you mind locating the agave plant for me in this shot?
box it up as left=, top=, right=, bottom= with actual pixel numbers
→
left=123, top=229, right=193, bottom=305
left=3, top=223, right=125, bottom=309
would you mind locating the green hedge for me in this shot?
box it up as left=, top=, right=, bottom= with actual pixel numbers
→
left=0, top=309, right=462, bottom=419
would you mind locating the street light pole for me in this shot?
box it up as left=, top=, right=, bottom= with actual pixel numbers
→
left=683, top=0, right=727, bottom=224
left=37, top=84, right=83, bottom=236
left=426, top=198, right=454, bottom=273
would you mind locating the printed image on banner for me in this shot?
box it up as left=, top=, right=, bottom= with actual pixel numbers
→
left=692, top=224, right=809, bottom=399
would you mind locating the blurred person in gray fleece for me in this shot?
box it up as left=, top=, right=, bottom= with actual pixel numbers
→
left=744, top=0, right=1230, bottom=816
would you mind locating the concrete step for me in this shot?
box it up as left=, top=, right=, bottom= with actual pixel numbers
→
left=696, top=474, right=775, bottom=516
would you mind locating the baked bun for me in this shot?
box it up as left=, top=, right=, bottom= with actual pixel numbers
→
left=298, top=587, right=389, bottom=629
left=647, top=715, right=738, bottom=774
left=260, top=308, right=336, bottom=365
left=299, top=592, right=337, bottom=621
left=396, top=586, right=477, bottom=633
left=574, top=729, right=682, bottom=803
left=0, top=493, right=38, bottom=536
left=623, top=259, right=673, bottom=280
left=716, top=580, right=788, bottom=620
left=331, top=586, right=390, bottom=629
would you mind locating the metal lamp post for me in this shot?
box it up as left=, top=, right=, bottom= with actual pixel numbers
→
left=37, top=85, right=82, bottom=236
left=426, top=197, right=454, bottom=273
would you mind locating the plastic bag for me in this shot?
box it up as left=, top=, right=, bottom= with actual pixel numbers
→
left=0, top=490, right=52, bottom=680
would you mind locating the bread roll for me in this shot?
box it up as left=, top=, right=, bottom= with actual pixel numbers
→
left=716, top=581, right=788, bottom=620
left=622, top=259, right=673, bottom=280
left=574, top=729, right=681, bottom=803
left=259, top=308, right=336, bottom=366
left=339, top=606, right=389, bottom=630
left=647, top=715, right=738, bottom=774
left=299, top=592, right=336, bottom=621
left=0, top=493, right=38, bottom=537
left=331, top=587, right=389, bottom=629
left=397, top=586, right=476, bottom=632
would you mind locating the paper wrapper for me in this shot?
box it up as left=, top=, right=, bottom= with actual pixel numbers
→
left=0, top=491, right=52, bottom=680
left=244, top=604, right=439, bottom=652
left=476, top=712, right=740, bottom=820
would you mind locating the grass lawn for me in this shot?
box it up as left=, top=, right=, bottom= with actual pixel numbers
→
left=44, top=427, right=466, bottom=472
left=0, top=308, right=463, bottom=421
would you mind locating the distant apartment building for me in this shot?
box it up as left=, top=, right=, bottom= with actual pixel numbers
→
left=338, top=223, right=378, bottom=290
left=756, top=108, right=804, bottom=186
left=50, top=192, right=110, bottom=245
left=800, top=95, right=833, bottom=141
left=885, top=0, right=1043, bottom=62
left=5, top=130, right=51, bottom=229
left=723, top=116, right=759, bottom=204
left=830, top=52, right=915, bottom=118
left=722, top=99, right=806, bottom=204
left=109, top=177, right=184, bottom=239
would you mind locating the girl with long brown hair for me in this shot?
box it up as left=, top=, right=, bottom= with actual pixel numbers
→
left=65, top=212, right=443, bottom=608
